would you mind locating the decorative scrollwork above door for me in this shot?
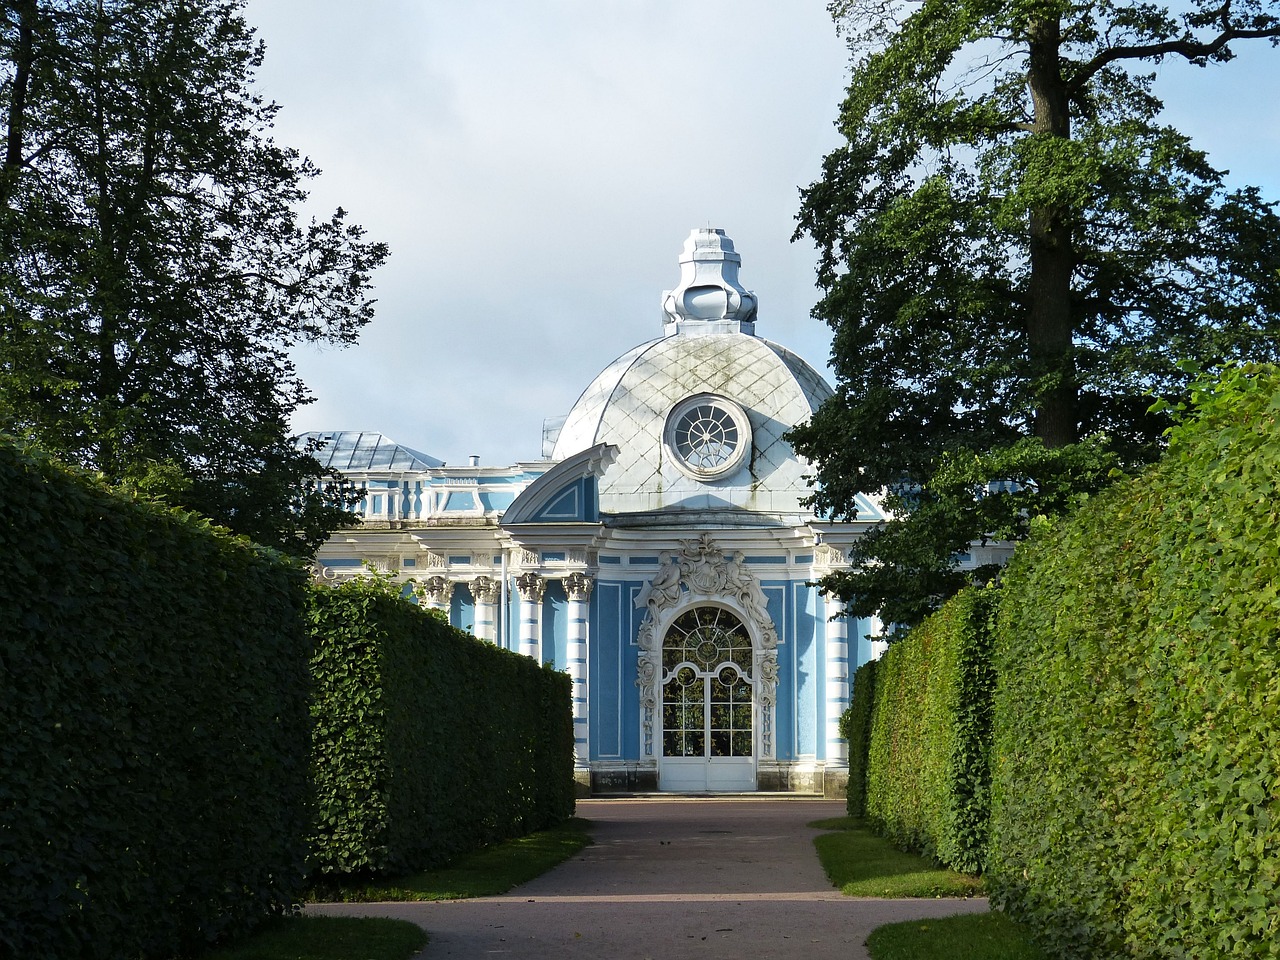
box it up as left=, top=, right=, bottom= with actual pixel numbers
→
left=634, top=535, right=778, bottom=759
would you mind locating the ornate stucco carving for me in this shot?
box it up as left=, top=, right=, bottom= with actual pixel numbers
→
left=813, top=543, right=846, bottom=568
left=470, top=552, right=493, bottom=568
left=470, top=575, right=499, bottom=605
left=634, top=551, right=683, bottom=617
left=516, top=572, right=546, bottom=603
left=310, top=563, right=340, bottom=583
left=517, top=549, right=540, bottom=568
left=633, top=534, right=779, bottom=760
left=563, top=572, right=594, bottom=602
left=419, top=575, right=453, bottom=607
left=421, top=551, right=448, bottom=570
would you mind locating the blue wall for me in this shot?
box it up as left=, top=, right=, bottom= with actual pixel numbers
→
left=770, top=581, right=822, bottom=762
left=542, top=580, right=568, bottom=669
left=589, top=579, right=642, bottom=761
left=849, top=616, right=877, bottom=671
left=449, top=582, right=474, bottom=634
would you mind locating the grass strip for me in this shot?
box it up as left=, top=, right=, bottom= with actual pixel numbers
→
left=866, top=911, right=1046, bottom=960
left=307, top=817, right=593, bottom=902
left=809, top=817, right=984, bottom=898
left=198, top=915, right=426, bottom=960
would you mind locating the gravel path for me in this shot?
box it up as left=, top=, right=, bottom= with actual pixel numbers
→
left=308, top=798, right=989, bottom=959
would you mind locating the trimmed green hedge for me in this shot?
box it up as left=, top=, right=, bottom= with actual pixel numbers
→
left=0, top=441, right=311, bottom=960
left=308, top=579, right=575, bottom=877
left=863, top=586, right=995, bottom=874
left=841, top=659, right=877, bottom=818
left=990, top=364, right=1280, bottom=959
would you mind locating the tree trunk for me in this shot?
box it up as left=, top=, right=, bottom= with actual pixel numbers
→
left=1, top=0, right=38, bottom=208
left=1025, top=15, right=1078, bottom=448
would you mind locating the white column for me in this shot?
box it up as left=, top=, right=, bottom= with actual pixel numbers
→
left=470, top=576, right=499, bottom=642
left=515, top=573, right=545, bottom=661
left=420, top=576, right=454, bottom=620
left=824, top=591, right=850, bottom=768
left=869, top=615, right=889, bottom=661
left=564, top=572, right=593, bottom=769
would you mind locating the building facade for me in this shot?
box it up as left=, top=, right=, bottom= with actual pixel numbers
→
left=307, top=228, right=896, bottom=795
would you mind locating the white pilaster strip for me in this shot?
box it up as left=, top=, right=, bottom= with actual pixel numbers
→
left=516, top=573, right=545, bottom=661
left=470, top=576, right=499, bottom=643
left=824, top=592, right=850, bottom=767
left=564, top=573, right=593, bottom=769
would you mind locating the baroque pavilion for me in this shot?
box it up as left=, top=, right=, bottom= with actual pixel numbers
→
left=307, top=228, right=906, bottom=795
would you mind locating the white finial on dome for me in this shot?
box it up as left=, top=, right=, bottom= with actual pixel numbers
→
left=661, top=228, right=758, bottom=335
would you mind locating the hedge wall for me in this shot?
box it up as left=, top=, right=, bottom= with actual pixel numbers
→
left=990, top=365, right=1280, bottom=959
left=840, top=659, right=877, bottom=818
left=864, top=586, right=996, bottom=874
left=0, top=442, right=312, bottom=960
left=308, top=579, right=575, bottom=877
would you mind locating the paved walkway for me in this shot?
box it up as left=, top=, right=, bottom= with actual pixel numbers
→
left=308, top=798, right=989, bottom=959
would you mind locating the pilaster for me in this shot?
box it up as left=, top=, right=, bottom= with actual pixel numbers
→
left=515, top=572, right=546, bottom=661
left=563, top=572, right=593, bottom=771
left=824, top=591, right=850, bottom=769
left=470, top=575, right=499, bottom=642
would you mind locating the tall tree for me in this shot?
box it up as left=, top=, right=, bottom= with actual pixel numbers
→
left=791, top=0, right=1280, bottom=629
left=0, top=0, right=387, bottom=555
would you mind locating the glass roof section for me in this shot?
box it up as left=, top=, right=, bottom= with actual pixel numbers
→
left=298, top=431, right=444, bottom=471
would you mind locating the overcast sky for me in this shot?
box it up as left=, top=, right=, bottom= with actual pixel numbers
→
left=243, top=2, right=1280, bottom=467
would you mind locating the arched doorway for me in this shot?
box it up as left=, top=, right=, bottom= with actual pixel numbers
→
left=659, top=606, right=756, bottom=792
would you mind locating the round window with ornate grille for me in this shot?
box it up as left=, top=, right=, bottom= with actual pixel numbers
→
left=665, top=394, right=751, bottom=480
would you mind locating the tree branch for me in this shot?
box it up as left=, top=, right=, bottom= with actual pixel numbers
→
left=1070, top=22, right=1280, bottom=94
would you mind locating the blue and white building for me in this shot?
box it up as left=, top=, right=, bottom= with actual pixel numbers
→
left=307, top=228, right=897, bottom=795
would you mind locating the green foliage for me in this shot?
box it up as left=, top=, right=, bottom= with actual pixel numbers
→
left=840, top=659, right=877, bottom=817
left=824, top=438, right=1121, bottom=630
left=989, top=363, right=1280, bottom=958
left=866, top=912, right=1046, bottom=960
left=0, top=438, right=312, bottom=960
left=0, top=0, right=386, bottom=555
left=792, top=0, right=1280, bottom=625
left=307, top=579, right=575, bottom=878
left=306, top=818, right=592, bottom=902
left=810, top=818, right=983, bottom=898
left=864, top=587, right=996, bottom=874
left=197, top=916, right=427, bottom=960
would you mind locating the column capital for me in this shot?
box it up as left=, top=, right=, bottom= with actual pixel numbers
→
left=419, top=575, right=454, bottom=607
left=470, top=575, right=499, bottom=605
left=563, top=572, right=594, bottom=602
left=516, top=571, right=546, bottom=603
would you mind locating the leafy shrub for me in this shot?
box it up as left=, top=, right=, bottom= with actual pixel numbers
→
left=841, top=659, right=877, bottom=817
left=864, top=586, right=995, bottom=873
left=989, top=364, right=1280, bottom=958
left=308, top=579, right=574, bottom=877
left=0, top=441, right=311, bottom=960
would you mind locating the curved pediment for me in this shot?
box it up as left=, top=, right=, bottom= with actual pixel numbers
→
left=500, top=443, right=617, bottom=526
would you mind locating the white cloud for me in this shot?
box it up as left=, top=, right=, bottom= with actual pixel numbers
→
left=245, top=1, right=1280, bottom=465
